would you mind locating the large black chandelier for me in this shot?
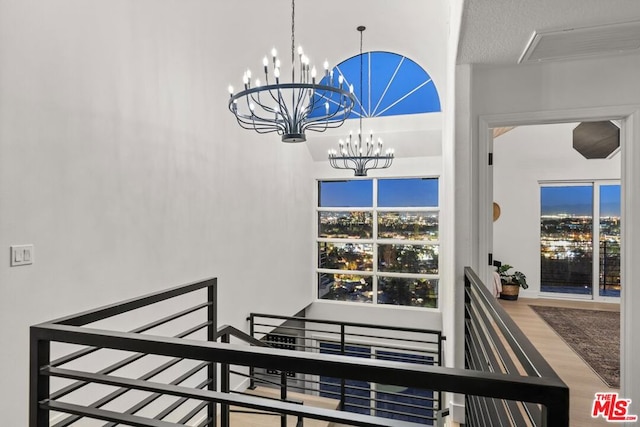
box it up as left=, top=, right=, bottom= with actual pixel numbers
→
left=328, top=26, right=394, bottom=176
left=227, top=0, right=356, bottom=143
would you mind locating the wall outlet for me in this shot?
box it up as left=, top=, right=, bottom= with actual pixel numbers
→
left=10, top=244, right=34, bottom=266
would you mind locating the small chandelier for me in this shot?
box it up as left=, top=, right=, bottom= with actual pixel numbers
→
left=228, top=0, right=356, bottom=143
left=328, top=26, right=394, bottom=176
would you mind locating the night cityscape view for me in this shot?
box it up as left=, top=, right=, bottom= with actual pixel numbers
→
left=540, top=184, right=621, bottom=297
left=317, top=179, right=439, bottom=308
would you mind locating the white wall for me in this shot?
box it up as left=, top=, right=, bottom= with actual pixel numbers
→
left=458, top=52, right=640, bottom=413
left=471, top=54, right=640, bottom=115
left=306, top=301, right=442, bottom=333
left=0, top=2, right=314, bottom=424
left=493, top=123, right=621, bottom=297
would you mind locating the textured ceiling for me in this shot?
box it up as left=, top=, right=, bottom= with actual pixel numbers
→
left=458, top=0, right=640, bottom=64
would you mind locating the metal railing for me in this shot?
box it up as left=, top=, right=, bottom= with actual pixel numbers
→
left=30, top=271, right=570, bottom=426
left=464, top=267, right=570, bottom=426
left=247, top=313, right=445, bottom=424
left=30, top=278, right=218, bottom=427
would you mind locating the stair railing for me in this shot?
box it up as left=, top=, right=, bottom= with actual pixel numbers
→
left=30, top=273, right=569, bottom=427
left=465, top=266, right=570, bottom=426
left=248, top=312, right=445, bottom=424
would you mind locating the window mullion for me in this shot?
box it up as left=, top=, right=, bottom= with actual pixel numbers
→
left=593, top=183, right=601, bottom=298
left=372, top=178, right=379, bottom=304
left=317, top=177, right=440, bottom=307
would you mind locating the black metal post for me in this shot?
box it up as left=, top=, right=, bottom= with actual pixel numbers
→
left=281, top=371, right=288, bottom=427
left=543, top=389, right=570, bottom=427
left=29, top=328, right=50, bottom=427
left=464, top=274, right=471, bottom=371
left=207, top=281, right=217, bottom=426
left=339, top=324, right=346, bottom=411
left=249, top=313, right=256, bottom=389
left=437, top=333, right=444, bottom=413
left=221, top=333, right=230, bottom=427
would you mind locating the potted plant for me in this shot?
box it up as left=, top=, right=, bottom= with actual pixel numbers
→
left=497, top=264, right=528, bottom=300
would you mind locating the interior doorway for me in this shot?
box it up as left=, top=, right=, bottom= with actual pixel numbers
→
left=476, top=105, right=640, bottom=406
left=491, top=122, right=621, bottom=302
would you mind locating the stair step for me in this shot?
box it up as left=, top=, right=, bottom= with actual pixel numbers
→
left=223, top=386, right=340, bottom=427
left=245, top=386, right=340, bottom=411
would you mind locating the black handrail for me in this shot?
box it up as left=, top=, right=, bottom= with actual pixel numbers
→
left=465, top=266, right=570, bottom=426
left=249, top=312, right=443, bottom=336
left=34, top=324, right=569, bottom=405
left=31, top=272, right=569, bottom=427
left=248, top=311, right=444, bottom=422
left=217, top=324, right=269, bottom=347
left=30, top=277, right=218, bottom=427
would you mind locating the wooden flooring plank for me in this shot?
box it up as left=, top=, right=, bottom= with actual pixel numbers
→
left=499, top=297, right=620, bottom=427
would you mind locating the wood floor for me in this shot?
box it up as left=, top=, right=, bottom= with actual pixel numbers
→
left=499, top=297, right=620, bottom=427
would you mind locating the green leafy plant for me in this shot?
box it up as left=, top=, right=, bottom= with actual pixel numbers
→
left=497, top=264, right=528, bottom=289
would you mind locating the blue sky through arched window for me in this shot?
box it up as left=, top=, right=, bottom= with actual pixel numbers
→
left=312, top=51, right=440, bottom=119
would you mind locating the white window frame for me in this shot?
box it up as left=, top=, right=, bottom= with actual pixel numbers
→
left=539, top=179, right=621, bottom=302
left=316, top=177, right=440, bottom=307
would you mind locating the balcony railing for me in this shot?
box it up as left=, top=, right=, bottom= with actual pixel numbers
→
left=30, top=269, right=569, bottom=426
left=465, top=267, right=570, bottom=426
left=246, top=313, right=444, bottom=424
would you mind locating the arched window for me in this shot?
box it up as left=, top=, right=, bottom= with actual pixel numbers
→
left=314, top=51, right=440, bottom=119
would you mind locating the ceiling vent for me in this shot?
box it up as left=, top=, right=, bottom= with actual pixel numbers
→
left=519, top=21, right=640, bottom=63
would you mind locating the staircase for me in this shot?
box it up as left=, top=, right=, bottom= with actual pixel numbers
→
left=224, top=386, right=339, bottom=427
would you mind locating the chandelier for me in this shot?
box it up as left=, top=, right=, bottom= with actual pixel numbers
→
left=328, top=26, right=394, bottom=176
left=227, top=0, right=356, bottom=143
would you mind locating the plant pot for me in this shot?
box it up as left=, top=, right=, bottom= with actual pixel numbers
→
left=500, top=283, right=520, bottom=301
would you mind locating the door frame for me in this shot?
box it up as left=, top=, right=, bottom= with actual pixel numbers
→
left=478, top=105, right=640, bottom=404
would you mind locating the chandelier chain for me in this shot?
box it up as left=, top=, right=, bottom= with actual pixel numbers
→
left=359, top=27, right=364, bottom=138
left=327, top=25, right=395, bottom=176
left=291, top=0, right=295, bottom=80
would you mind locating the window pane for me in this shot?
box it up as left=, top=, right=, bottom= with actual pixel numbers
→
left=378, top=212, right=438, bottom=241
left=318, top=273, right=373, bottom=303
left=378, top=278, right=438, bottom=308
left=319, top=242, right=373, bottom=271
left=540, top=185, right=593, bottom=295
left=319, top=343, right=371, bottom=414
left=319, top=211, right=373, bottom=239
left=374, top=351, right=434, bottom=422
left=317, top=177, right=440, bottom=308
left=378, top=244, right=438, bottom=274
left=378, top=178, right=438, bottom=207
left=600, top=184, right=621, bottom=297
left=319, top=180, right=373, bottom=207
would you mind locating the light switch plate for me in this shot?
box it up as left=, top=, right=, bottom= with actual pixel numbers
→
left=10, top=244, right=34, bottom=266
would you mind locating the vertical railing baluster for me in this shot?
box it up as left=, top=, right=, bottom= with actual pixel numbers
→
left=339, top=324, right=346, bottom=411
left=281, top=371, right=288, bottom=427
left=249, top=313, right=256, bottom=389
left=221, top=333, right=230, bottom=427
left=207, top=281, right=217, bottom=426
left=29, top=328, right=50, bottom=427
left=437, top=332, right=444, bottom=414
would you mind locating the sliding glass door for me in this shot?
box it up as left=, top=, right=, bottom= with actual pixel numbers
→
left=540, top=182, right=620, bottom=299
left=599, top=184, right=621, bottom=297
